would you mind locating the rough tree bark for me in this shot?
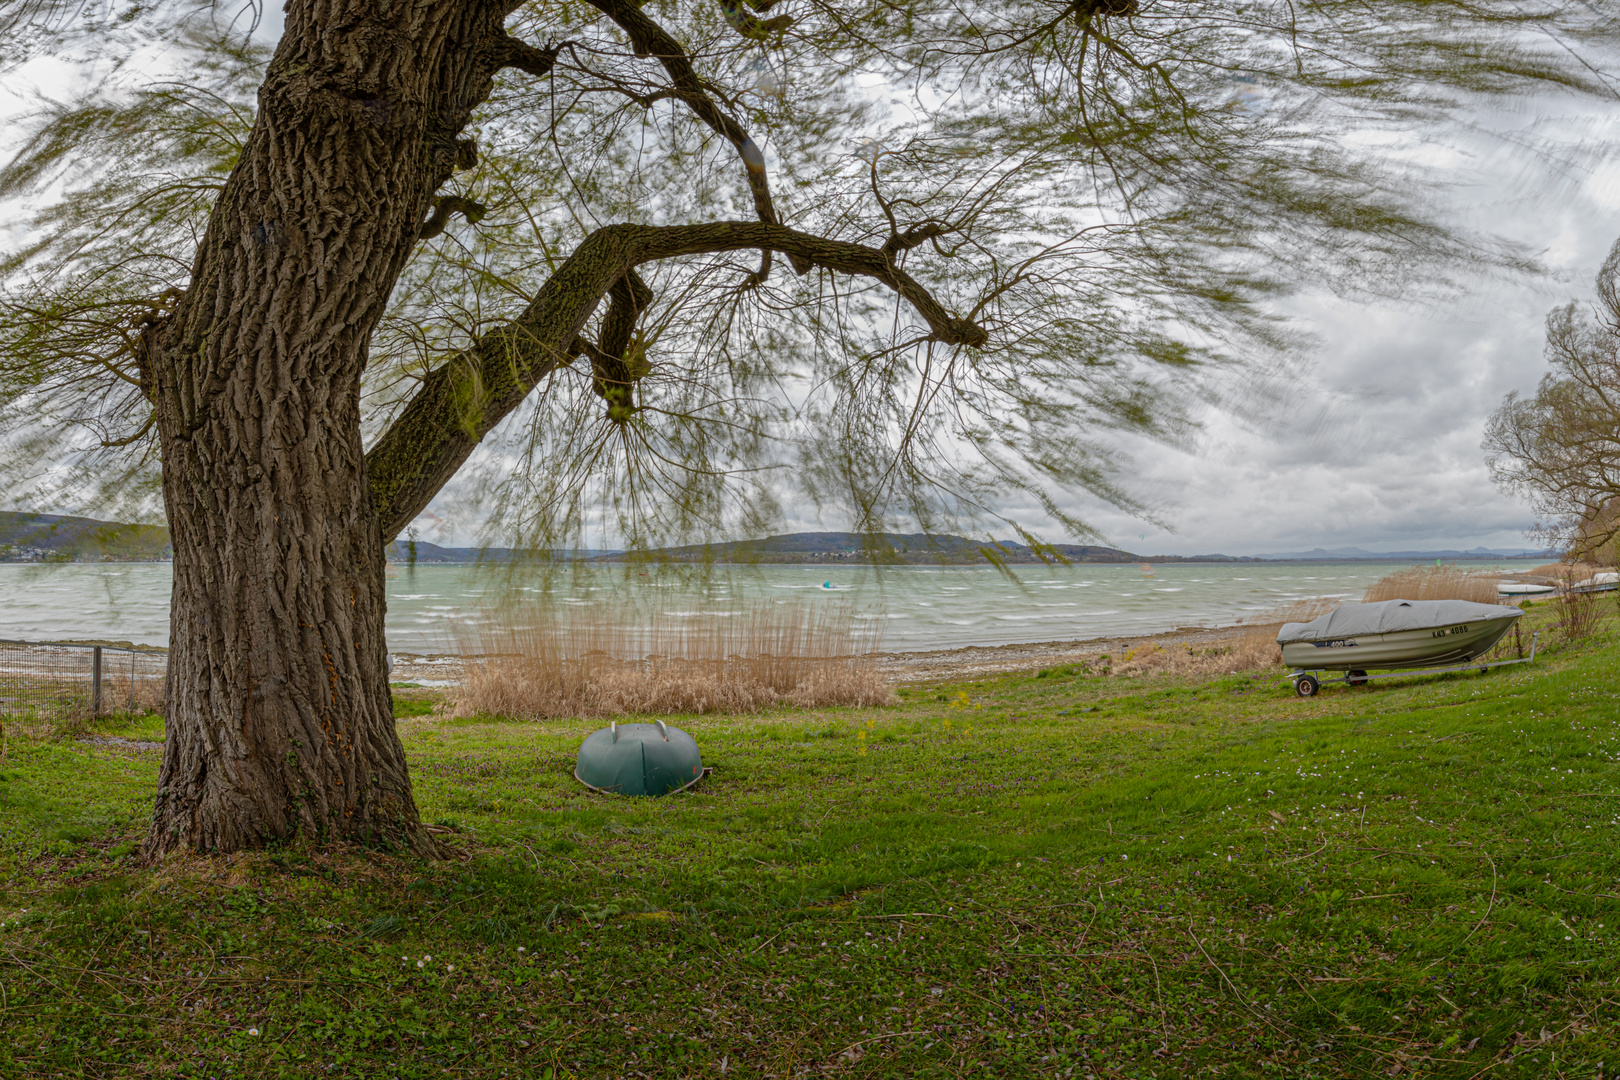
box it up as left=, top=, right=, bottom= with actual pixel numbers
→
left=140, top=0, right=535, bottom=857
left=137, top=0, right=985, bottom=857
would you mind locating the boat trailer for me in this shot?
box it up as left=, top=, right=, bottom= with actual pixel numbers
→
left=1288, top=632, right=1539, bottom=697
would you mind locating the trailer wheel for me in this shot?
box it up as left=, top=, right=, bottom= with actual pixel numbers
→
left=1348, top=669, right=1368, bottom=687
left=1295, top=675, right=1319, bottom=698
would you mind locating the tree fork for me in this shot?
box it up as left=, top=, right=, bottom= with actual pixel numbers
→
left=366, top=221, right=987, bottom=538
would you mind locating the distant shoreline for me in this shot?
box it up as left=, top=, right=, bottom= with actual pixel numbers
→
left=4, top=513, right=1555, bottom=565
left=1, top=554, right=1553, bottom=566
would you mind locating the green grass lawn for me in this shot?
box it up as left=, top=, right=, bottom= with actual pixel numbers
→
left=1, top=617, right=1618, bottom=1078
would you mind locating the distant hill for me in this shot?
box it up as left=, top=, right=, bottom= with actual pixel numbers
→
left=0, top=511, right=171, bottom=562
left=0, top=511, right=618, bottom=563
left=5, top=513, right=1547, bottom=566
left=595, top=531, right=1249, bottom=565
left=384, top=540, right=616, bottom=563
left=1251, top=545, right=1553, bottom=561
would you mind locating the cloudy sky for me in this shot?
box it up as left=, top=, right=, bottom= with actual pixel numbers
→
left=981, top=99, right=1620, bottom=558
left=4, top=14, right=1618, bottom=558
left=418, top=97, right=1620, bottom=558
left=727, top=96, right=1620, bottom=558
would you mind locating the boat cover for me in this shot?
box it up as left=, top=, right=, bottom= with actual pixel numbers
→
left=1277, top=599, right=1520, bottom=645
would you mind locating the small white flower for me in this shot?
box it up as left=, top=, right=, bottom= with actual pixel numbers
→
left=446, top=964, right=455, bottom=972
left=518, top=946, right=526, bottom=953
left=416, top=961, right=424, bottom=969
left=423, top=955, right=432, bottom=962
left=247, top=1028, right=259, bottom=1037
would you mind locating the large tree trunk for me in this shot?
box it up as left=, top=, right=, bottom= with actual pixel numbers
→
left=141, top=0, right=512, bottom=857
left=133, top=0, right=983, bottom=857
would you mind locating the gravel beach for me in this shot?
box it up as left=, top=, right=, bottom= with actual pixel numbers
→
left=387, top=621, right=1261, bottom=686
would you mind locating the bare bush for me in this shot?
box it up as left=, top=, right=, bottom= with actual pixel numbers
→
left=1551, top=567, right=1614, bottom=643
left=448, top=602, right=892, bottom=719
left=1362, top=566, right=1502, bottom=605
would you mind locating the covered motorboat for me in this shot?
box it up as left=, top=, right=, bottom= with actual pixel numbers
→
left=1571, top=571, right=1619, bottom=594
left=1279, top=599, right=1531, bottom=696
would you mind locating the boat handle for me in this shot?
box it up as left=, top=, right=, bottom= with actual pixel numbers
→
left=610, top=720, right=668, bottom=742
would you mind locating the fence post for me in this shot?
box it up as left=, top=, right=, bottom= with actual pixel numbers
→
left=92, top=646, right=102, bottom=718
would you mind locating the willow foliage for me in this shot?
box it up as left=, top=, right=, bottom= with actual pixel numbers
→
left=2, top=0, right=1614, bottom=549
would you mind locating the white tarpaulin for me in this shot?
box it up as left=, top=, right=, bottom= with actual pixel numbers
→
left=1277, top=599, right=1521, bottom=645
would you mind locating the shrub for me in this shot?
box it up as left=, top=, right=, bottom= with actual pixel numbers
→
left=1551, top=570, right=1613, bottom=643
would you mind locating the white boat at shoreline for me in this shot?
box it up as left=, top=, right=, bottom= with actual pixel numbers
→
left=1496, top=581, right=1555, bottom=596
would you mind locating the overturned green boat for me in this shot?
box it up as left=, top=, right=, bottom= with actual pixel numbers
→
left=574, top=720, right=706, bottom=796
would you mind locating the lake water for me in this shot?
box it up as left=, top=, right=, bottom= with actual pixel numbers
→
left=0, top=560, right=1531, bottom=652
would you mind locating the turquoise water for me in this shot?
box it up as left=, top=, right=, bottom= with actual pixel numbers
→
left=0, top=560, right=1528, bottom=652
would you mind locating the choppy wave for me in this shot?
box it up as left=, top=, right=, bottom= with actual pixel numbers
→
left=0, top=560, right=1519, bottom=653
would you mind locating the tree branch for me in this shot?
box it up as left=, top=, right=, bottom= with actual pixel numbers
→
left=498, top=34, right=561, bottom=78
left=584, top=0, right=809, bottom=277
left=716, top=0, right=793, bottom=43
left=418, top=195, right=487, bottom=241
left=581, top=269, right=654, bottom=422
left=366, top=222, right=985, bottom=539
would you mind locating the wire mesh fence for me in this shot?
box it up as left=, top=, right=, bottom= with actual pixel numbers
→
left=0, top=640, right=168, bottom=721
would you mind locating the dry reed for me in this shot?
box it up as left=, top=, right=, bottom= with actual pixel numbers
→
left=448, top=601, right=892, bottom=719
left=1114, top=597, right=1340, bottom=678
left=1362, top=565, right=1501, bottom=605
left=1528, top=561, right=1602, bottom=580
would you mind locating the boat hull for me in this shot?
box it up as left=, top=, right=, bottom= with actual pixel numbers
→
left=1497, top=582, right=1555, bottom=596
left=1282, top=617, right=1517, bottom=672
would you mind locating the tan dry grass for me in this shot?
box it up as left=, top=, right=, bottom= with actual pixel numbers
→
left=1114, top=597, right=1341, bottom=678
left=1113, top=634, right=1282, bottom=678
left=1528, top=561, right=1602, bottom=580
left=448, top=601, right=893, bottom=719
left=104, top=673, right=165, bottom=714
left=1361, top=566, right=1501, bottom=605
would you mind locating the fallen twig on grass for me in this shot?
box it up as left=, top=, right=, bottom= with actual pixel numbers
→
left=1459, top=856, right=1497, bottom=948
left=1185, top=925, right=1296, bottom=1041
left=830, top=1030, right=927, bottom=1060
left=1278, top=839, right=1331, bottom=864
left=423, top=891, right=486, bottom=929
